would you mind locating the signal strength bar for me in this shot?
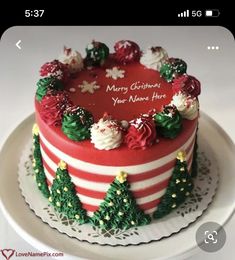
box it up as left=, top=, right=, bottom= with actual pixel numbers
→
left=178, top=10, right=190, bottom=17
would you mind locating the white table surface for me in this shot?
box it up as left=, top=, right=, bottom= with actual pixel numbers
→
left=0, top=26, right=235, bottom=260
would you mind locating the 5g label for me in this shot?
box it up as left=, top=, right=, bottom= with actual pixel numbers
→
left=192, top=10, right=202, bottom=17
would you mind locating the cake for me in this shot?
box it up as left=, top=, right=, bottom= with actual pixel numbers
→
left=32, top=41, right=201, bottom=230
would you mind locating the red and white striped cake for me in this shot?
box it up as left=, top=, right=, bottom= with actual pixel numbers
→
left=34, top=41, right=199, bottom=217
left=36, top=114, right=197, bottom=216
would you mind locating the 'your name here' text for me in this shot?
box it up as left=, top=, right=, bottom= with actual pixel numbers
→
left=106, top=81, right=166, bottom=106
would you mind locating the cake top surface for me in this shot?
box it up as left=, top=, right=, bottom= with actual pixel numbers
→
left=35, top=40, right=201, bottom=151
left=66, top=57, right=173, bottom=121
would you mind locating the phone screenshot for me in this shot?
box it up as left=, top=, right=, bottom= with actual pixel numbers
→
left=0, top=6, right=234, bottom=260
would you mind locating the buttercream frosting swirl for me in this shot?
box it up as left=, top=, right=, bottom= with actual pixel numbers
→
left=36, top=77, right=63, bottom=102
left=40, top=60, right=69, bottom=83
left=154, top=105, right=182, bottom=139
left=172, top=74, right=201, bottom=98
left=59, top=46, right=84, bottom=74
left=90, top=115, right=123, bottom=150
left=171, top=92, right=199, bottom=120
left=40, top=91, right=72, bottom=126
left=160, top=58, right=187, bottom=83
left=62, top=105, right=94, bottom=141
left=140, top=46, right=168, bottom=71
left=85, top=41, right=109, bottom=67
left=124, top=114, right=157, bottom=150
left=114, top=40, right=141, bottom=64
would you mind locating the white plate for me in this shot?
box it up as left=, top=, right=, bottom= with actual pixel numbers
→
left=0, top=112, right=235, bottom=260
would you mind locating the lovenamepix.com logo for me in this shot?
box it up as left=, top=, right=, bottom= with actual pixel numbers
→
left=0, top=249, right=64, bottom=260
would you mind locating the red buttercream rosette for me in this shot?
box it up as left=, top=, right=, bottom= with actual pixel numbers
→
left=172, top=75, right=201, bottom=98
left=40, top=60, right=70, bottom=83
left=40, top=90, right=72, bottom=126
left=114, top=40, right=141, bottom=64
left=124, top=114, right=157, bottom=150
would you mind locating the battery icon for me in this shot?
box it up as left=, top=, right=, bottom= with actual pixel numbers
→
left=205, top=9, right=220, bottom=17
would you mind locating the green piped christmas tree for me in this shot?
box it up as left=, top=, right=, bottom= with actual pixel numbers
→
left=32, top=124, right=50, bottom=198
left=153, top=150, right=194, bottom=219
left=49, top=160, right=88, bottom=224
left=90, top=171, right=151, bottom=230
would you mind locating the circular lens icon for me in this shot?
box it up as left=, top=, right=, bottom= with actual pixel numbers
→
left=196, top=222, right=226, bottom=252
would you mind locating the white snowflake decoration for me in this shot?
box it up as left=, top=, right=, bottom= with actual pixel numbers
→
left=105, top=67, right=125, bottom=80
left=78, top=81, right=100, bottom=94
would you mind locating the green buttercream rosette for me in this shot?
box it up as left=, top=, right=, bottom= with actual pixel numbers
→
left=154, top=105, right=182, bottom=139
left=62, top=106, right=94, bottom=141
left=36, top=77, right=64, bottom=101
left=85, top=41, right=109, bottom=67
left=160, top=58, right=187, bottom=82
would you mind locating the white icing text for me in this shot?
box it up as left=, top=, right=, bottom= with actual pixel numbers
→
left=106, top=81, right=166, bottom=107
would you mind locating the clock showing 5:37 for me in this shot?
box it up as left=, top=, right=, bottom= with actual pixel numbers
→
left=25, top=10, right=45, bottom=17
